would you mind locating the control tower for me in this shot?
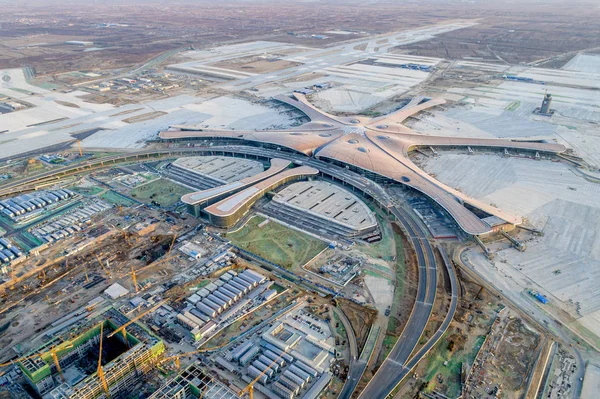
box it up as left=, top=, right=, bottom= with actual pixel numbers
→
left=540, top=92, right=552, bottom=114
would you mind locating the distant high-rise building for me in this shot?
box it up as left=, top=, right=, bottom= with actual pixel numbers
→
left=540, top=92, right=552, bottom=114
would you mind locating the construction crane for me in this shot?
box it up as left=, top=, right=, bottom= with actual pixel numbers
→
left=117, top=250, right=177, bottom=281
left=50, top=343, right=73, bottom=382
left=0, top=340, right=73, bottom=371
left=120, top=229, right=132, bottom=246
left=38, top=269, right=47, bottom=284
left=107, top=300, right=166, bottom=340
left=77, top=140, right=83, bottom=157
left=97, top=322, right=110, bottom=397
left=157, top=340, right=231, bottom=370
left=131, top=266, right=138, bottom=293
left=168, top=234, right=177, bottom=254
left=239, top=351, right=287, bottom=399
left=95, top=253, right=111, bottom=278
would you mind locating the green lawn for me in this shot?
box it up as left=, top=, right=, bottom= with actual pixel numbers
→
left=392, top=227, right=406, bottom=301
left=381, top=334, right=398, bottom=359
left=225, top=216, right=328, bottom=268
left=130, top=178, right=192, bottom=207
left=333, top=311, right=348, bottom=338
left=70, top=186, right=104, bottom=196
left=100, top=190, right=136, bottom=206
left=196, top=280, right=210, bottom=289
left=357, top=206, right=395, bottom=261
left=505, top=100, right=521, bottom=111
left=422, top=334, right=485, bottom=397
left=271, top=282, right=286, bottom=293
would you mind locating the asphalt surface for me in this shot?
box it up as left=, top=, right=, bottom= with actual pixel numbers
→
left=358, top=205, right=438, bottom=399
left=336, top=305, right=363, bottom=399
left=400, top=248, right=458, bottom=378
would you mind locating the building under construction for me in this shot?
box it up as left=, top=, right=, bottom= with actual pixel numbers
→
left=19, top=308, right=165, bottom=399
left=148, top=363, right=238, bottom=399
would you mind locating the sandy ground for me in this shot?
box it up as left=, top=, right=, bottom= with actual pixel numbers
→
left=363, top=274, right=394, bottom=314
left=580, top=363, right=600, bottom=398
left=562, top=54, right=600, bottom=74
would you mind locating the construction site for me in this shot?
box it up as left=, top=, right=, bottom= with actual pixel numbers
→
left=1, top=1, right=600, bottom=397
left=0, top=150, right=386, bottom=399
left=19, top=308, right=164, bottom=399
left=0, top=101, right=592, bottom=399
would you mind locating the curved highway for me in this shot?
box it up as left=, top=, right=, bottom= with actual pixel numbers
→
left=334, top=306, right=364, bottom=399
left=400, top=248, right=458, bottom=386
left=358, top=205, right=438, bottom=399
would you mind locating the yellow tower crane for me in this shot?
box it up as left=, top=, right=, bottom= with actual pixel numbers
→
left=168, top=234, right=177, bottom=254
left=77, top=140, right=83, bottom=157
left=97, top=322, right=110, bottom=397
left=0, top=340, right=73, bottom=382
left=239, top=351, right=287, bottom=399
left=106, top=300, right=166, bottom=343
left=50, top=343, right=73, bottom=383
left=131, top=266, right=138, bottom=293
left=94, top=253, right=111, bottom=278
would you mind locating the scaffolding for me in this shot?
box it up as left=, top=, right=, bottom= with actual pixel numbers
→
left=149, top=364, right=238, bottom=399
left=20, top=308, right=165, bottom=399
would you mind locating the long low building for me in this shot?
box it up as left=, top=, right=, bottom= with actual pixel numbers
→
left=168, top=156, right=264, bottom=189
left=266, top=180, right=379, bottom=239
left=181, top=158, right=291, bottom=216
left=204, top=165, right=319, bottom=228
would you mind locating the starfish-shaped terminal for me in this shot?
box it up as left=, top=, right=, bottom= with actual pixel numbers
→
left=159, top=94, right=566, bottom=235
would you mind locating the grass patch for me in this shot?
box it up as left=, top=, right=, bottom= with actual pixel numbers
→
left=392, top=225, right=406, bottom=299
left=226, top=216, right=327, bottom=268
left=363, top=269, right=393, bottom=280
left=505, top=100, right=521, bottom=111
left=381, top=334, right=398, bottom=358
left=357, top=206, right=395, bottom=261
left=100, top=190, right=136, bottom=206
left=90, top=152, right=130, bottom=159
left=422, top=334, right=485, bottom=397
left=332, top=312, right=347, bottom=338
left=271, top=282, right=286, bottom=294
left=70, top=186, right=104, bottom=196
left=196, top=280, right=210, bottom=290
left=130, top=178, right=191, bottom=207
left=20, top=231, right=44, bottom=249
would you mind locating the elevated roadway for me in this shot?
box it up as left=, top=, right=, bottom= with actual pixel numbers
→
left=0, top=146, right=397, bottom=211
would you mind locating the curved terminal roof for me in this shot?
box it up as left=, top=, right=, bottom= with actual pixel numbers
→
left=160, top=127, right=341, bottom=156
left=204, top=166, right=319, bottom=218
left=160, top=93, right=569, bottom=235
left=172, top=156, right=264, bottom=184
left=272, top=181, right=377, bottom=231
left=181, top=158, right=290, bottom=205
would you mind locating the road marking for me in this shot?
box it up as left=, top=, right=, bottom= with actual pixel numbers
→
left=385, top=358, right=405, bottom=367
